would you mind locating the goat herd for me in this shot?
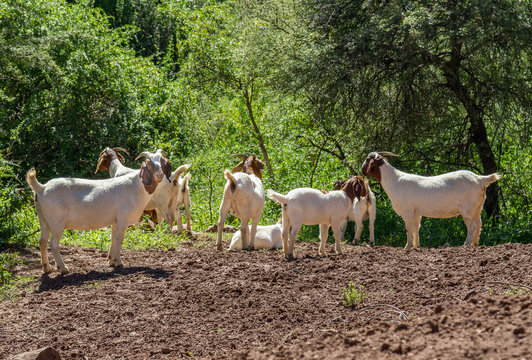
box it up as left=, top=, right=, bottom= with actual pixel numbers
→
left=26, top=149, right=501, bottom=274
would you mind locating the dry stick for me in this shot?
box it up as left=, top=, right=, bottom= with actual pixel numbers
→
left=364, top=310, right=408, bottom=326
left=487, top=281, right=532, bottom=291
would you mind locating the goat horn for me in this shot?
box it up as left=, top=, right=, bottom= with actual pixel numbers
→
left=378, top=151, right=399, bottom=157
left=135, top=152, right=151, bottom=161
left=112, top=147, right=130, bottom=156
left=156, top=149, right=168, bottom=156
left=230, top=154, right=248, bottom=159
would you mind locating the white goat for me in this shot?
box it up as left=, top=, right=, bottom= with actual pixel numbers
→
left=229, top=222, right=283, bottom=251
left=173, top=172, right=192, bottom=233
left=95, top=147, right=191, bottom=231
left=27, top=150, right=168, bottom=274
left=334, top=179, right=376, bottom=246
left=267, top=176, right=367, bottom=259
left=361, top=151, right=502, bottom=249
left=216, top=154, right=265, bottom=251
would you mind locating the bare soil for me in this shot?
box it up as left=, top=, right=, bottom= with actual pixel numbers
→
left=1, top=237, right=531, bottom=359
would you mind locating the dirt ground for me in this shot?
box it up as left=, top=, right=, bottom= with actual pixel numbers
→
left=1, top=236, right=531, bottom=359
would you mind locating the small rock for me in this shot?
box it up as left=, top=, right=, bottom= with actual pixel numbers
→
left=10, top=347, right=61, bottom=360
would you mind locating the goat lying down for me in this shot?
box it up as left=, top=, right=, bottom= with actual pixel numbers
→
left=95, top=147, right=191, bottom=231
left=361, top=151, right=501, bottom=249
left=217, top=154, right=265, bottom=251
left=229, top=222, right=283, bottom=251
left=27, top=150, right=169, bottom=274
left=267, top=176, right=366, bottom=259
left=333, top=178, right=376, bottom=246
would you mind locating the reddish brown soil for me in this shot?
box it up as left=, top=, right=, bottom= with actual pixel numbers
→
left=1, top=238, right=531, bottom=359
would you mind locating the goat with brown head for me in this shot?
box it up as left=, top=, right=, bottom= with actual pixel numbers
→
left=361, top=152, right=399, bottom=182
left=231, top=153, right=264, bottom=179
left=136, top=149, right=171, bottom=194
left=95, top=147, right=130, bottom=174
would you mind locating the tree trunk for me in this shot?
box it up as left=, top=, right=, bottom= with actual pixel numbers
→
left=242, top=83, right=275, bottom=182
left=443, top=41, right=500, bottom=219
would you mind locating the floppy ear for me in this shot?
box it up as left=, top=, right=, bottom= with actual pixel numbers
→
left=232, top=160, right=245, bottom=173
left=354, top=182, right=362, bottom=200
left=116, top=152, right=126, bottom=164
left=95, top=152, right=110, bottom=173
left=161, top=158, right=172, bottom=181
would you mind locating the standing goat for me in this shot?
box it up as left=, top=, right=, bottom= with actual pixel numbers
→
left=95, top=147, right=191, bottom=231
left=361, top=151, right=501, bottom=249
left=173, top=171, right=192, bottom=233
left=216, top=154, right=265, bottom=251
left=333, top=178, right=376, bottom=246
left=27, top=150, right=170, bottom=274
left=267, top=176, right=367, bottom=259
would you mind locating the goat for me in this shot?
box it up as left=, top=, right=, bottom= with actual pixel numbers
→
left=267, top=176, right=367, bottom=259
left=95, top=147, right=191, bottom=230
left=333, top=178, right=376, bottom=246
left=216, top=154, right=265, bottom=251
left=27, top=150, right=170, bottom=274
left=361, top=151, right=502, bottom=249
left=229, top=221, right=283, bottom=251
left=173, top=172, right=192, bottom=233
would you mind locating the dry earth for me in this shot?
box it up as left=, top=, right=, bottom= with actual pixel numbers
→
left=1, top=236, right=531, bottom=359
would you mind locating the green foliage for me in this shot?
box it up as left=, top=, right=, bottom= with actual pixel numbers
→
left=341, top=282, right=367, bottom=309
left=0, top=252, right=21, bottom=286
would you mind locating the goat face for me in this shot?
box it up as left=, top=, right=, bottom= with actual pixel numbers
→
left=362, top=152, right=386, bottom=182
left=341, top=176, right=368, bottom=202
left=137, top=150, right=171, bottom=194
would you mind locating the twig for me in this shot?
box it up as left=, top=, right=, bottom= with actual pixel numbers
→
left=364, top=310, right=408, bottom=326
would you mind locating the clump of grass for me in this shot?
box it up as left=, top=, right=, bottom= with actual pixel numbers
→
left=341, top=282, right=367, bottom=308
left=503, top=285, right=532, bottom=296
left=0, top=252, right=35, bottom=301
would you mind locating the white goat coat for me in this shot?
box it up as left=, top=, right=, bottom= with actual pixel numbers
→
left=217, top=171, right=265, bottom=250
left=32, top=172, right=150, bottom=231
left=229, top=224, right=282, bottom=250
left=345, top=190, right=376, bottom=245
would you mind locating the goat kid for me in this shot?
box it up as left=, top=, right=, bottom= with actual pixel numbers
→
left=229, top=221, right=283, bottom=251
left=333, top=178, right=376, bottom=246
left=27, top=150, right=169, bottom=274
left=217, top=154, right=265, bottom=251
left=173, top=171, right=192, bottom=233
left=361, top=151, right=501, bottom=249
left=267, top=176, right=367, bottom=259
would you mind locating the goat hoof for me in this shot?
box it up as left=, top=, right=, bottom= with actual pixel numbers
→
left=404, top=244, right=413, bottom=251
left=59, top=267, right=70, bottom=275
left=42, top=264, right=53, bottom=273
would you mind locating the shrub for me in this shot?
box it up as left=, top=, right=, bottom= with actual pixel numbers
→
left=341, top=282, right=367, bottom=309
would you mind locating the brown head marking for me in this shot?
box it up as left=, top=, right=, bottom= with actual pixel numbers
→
left=160, top=157, right=172, bottom=181
left=231, top=154, right=264, bottom=179
left=95, top=147, right=128, bottom=174
left=333, top=179, right=346, bottom=191
left=340, top=176, right=367, bottom=202
left=140, top=161, right=158, bottom=194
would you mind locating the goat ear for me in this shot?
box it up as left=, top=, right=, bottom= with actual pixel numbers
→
left=161, top=158, right=172, bottom=181
left=354, top=182, right=362, bottom=200
left=116, top=152, right=126, bottom=164
left=232, top=161, right=245, bottom=173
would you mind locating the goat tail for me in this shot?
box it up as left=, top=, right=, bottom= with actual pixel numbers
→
left=364, top=179, right=372, bottom=204
left=266, top=189, right=288, bottom=205
left=482, top=173, right=502, bottom=187
left=174, top=163, right=192, bottom=179
left=26, top=168, right=44, bottom=194
left=224, top=169, right=236, bottom=184
left=182, top=172, right=191, bottom=185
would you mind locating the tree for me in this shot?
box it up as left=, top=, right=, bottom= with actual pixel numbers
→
left=252, top=0, right=532, bottom=219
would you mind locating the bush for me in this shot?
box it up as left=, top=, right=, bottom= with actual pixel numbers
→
left=341, top=282, right=367, bottom=309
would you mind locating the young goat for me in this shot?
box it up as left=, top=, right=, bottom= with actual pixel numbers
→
left=217, top=154, right=265, bottom=251
left=27, top=150, right=169, bottom=274
left=95, top=147, right=191, bottom=231
left=229, top=222, right=283, bottom=251
left=173, top=172, right=192, bottom=233
left=361, top=151, right=501, bottom=249
left=333, top=178, right=376, bottom=246
left=267, top=176, right=367, bottom=259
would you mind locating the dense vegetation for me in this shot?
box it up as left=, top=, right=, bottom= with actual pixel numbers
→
left=1, top=0, right=530, bottom=251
